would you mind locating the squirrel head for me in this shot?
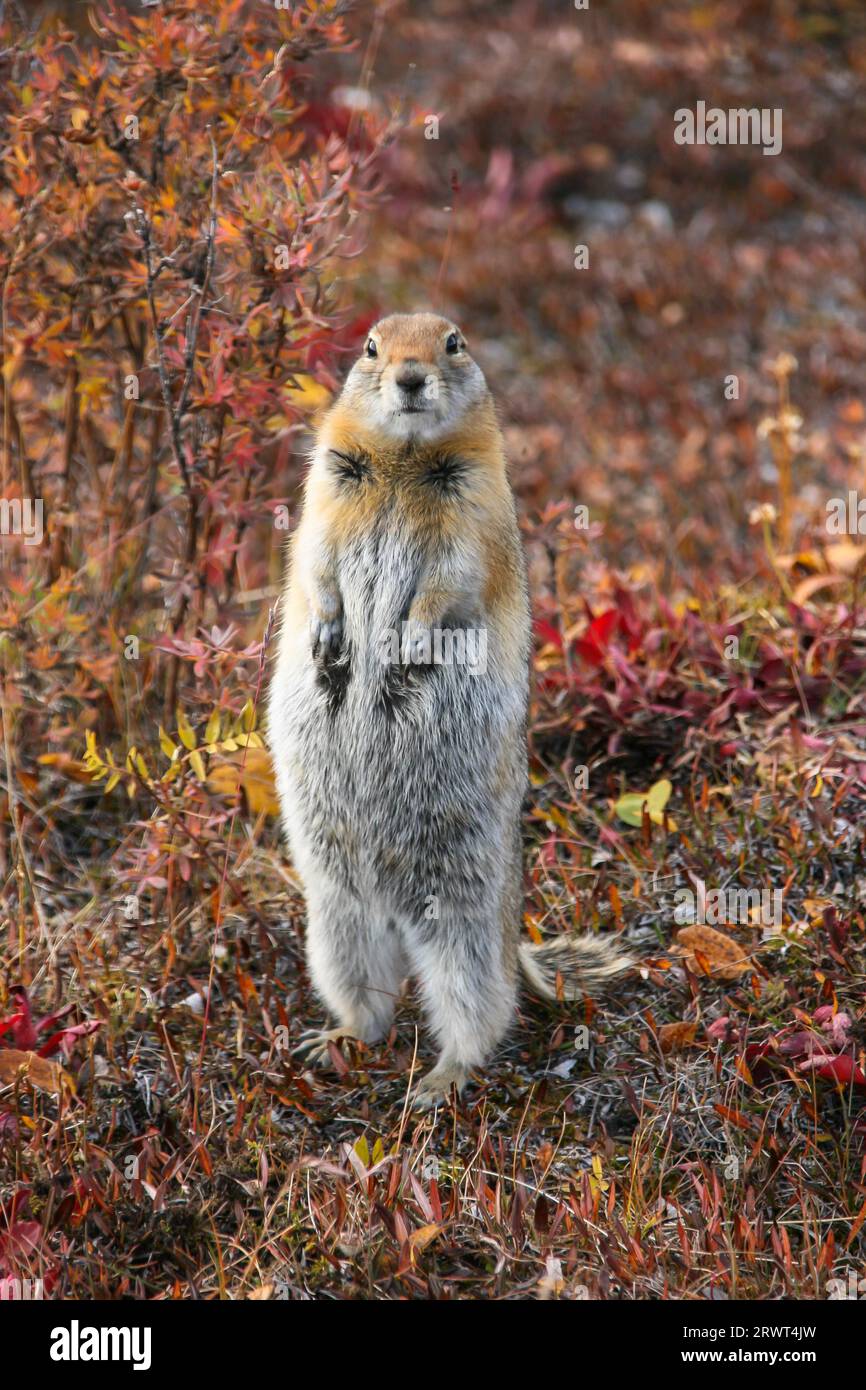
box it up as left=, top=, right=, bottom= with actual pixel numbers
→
left=339, top=312, right=488, bottom=444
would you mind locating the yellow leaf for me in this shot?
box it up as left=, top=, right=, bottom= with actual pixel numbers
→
left=206, top=748, right=280, bottom=816
left=284, top=373, right=331, bottom=410
left=207, top=763, right=239, bottom=798
left=545, top=806, right=573, bottom=834
left=159, top=725, right=178, bottom=759
left=646, top=778, right=672, bottom=818
left=79, top=376, right=110, bottom=405
left=588, top=1154, right=609, bottom=1195
left=204, top=709, right=221, bottom=745
left=240, top=748, right=279, bottom=816
left=176, top=709, right=196, bottom=750
left=409, top=1223, right=441, bottom=1254
left=614, top=777, right=677, bottom=830
left=353, top=1134, right=370, bottom=1167
left=613, top=792, right=646, bottom=828
left=189, top=749, right=206, bottom=781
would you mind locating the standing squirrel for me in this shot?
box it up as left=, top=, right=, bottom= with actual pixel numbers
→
left=267, top=312, right=631, bottom=1107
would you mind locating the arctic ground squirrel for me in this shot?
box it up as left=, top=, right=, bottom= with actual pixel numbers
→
left=267, top=311, right=632, bottom=1107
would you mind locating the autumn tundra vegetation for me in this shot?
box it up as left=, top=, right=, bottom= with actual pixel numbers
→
left=0, top=0, right=864, bottom=1301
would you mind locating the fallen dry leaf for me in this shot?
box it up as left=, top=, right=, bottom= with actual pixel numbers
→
left=408, top=1223, right=441, bottom=1254
left=0, top=1048, right=72, bottom=1094
left=675, top=926, right=751, bottom=980
left=658, top=1021, right=699, bottom=1052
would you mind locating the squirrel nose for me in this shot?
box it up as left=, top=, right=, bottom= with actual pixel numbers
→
left=396, top=362, right=427, bottom=393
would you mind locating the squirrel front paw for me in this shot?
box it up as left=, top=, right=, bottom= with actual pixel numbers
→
left=311, top=613, right=343, bottom=659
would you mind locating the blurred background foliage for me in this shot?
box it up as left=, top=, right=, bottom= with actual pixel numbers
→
left=0, top=0, right=865, bottom=1301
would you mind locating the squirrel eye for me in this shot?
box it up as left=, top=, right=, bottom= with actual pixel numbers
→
left=365, top=338, right=378, bottom=359
left=445, top=332, right=461, bottom=354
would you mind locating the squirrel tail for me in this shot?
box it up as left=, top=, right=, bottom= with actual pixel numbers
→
left=518, top=934, right=634, bottom=1001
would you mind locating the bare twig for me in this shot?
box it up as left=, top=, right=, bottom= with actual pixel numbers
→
left=135, top=133, right=220, bottom=720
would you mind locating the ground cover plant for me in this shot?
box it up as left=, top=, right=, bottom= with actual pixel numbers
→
left=0, top=0, right=864, bottom=1300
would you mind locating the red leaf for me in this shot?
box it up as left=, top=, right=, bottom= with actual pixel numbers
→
left=575, top=609, right=619, bottom=666
left=33, top=1003, right=74, bottom=1036
left=0, top=1220, right=42, bottom=1274
left=743, top=1041, right=774, bottom=1086
left=706, top=1016, right=739, bottom=1042
left=36, top=1019, right=101, bottom=1059
left=534, top=617, right=563, bottom=651
left=802, top=1053, right=866, bottom=1089
left=822, top=906, right=849, bottom=955
left=0, top=988, right=37, bottom=1049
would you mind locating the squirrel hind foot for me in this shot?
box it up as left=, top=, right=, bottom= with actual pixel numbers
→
left=412, top=1062, right=469, bottom=1111
left=292, top=1026, right=361, bottom=1067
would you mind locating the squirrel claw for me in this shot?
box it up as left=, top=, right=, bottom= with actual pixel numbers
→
left=292, top=1026, right=356, bottom=1066
left=311, top=614, right=343, bottom=659
left=412, top=1063, right=468, bottom=1111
